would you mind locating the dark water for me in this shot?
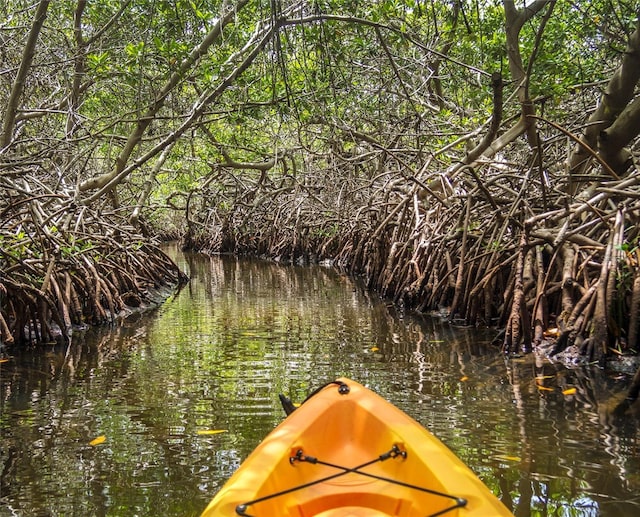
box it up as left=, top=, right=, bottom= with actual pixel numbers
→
left=1, top=249, right=639, bottom=516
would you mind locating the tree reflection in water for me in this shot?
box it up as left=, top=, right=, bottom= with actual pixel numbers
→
left=1, top=250, right=638, bottom=516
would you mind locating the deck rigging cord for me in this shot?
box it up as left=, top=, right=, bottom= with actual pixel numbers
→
left=237, top=381, right=468, bottom=516
left=235, top=444, right=467, bottom=516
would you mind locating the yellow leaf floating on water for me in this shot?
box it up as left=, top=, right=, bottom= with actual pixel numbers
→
left=197, top=429, right=228, bottom=436
left=537, top=386, right=554, bottom=391
left=460, top=376, right=469, bottom=382
left=89, top=435, right=106, bottom=446
left=370, top=346, right=380, bottom=352
left=562, top=388, right=577, bottom=396
left=496, top=455, right=521, bottom=462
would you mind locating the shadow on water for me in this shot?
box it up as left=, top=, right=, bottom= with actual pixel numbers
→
left=1, top=247, right=639, bottom=516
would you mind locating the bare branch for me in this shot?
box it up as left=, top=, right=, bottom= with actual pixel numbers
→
left=1, top=0, right=50, bottom=148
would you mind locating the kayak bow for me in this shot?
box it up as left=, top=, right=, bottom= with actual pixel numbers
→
left=201, top=378, right=512, bottom=516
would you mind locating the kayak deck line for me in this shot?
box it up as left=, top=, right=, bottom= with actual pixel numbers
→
left=236, top=444, right=467, bottom=516
left=201, top=377, right=514, bottom=517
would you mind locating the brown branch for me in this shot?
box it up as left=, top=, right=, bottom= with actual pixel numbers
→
left=528, top=114, right=621, bottom=180
left=464, top=72, right=503, bottom=163
left=1, top=0, right=50, bottom=147
left=599, top=94, right=640, bottom=175
left=78, top=0, right=251, bottom=195
left=566, top=19, right=640, bottom=189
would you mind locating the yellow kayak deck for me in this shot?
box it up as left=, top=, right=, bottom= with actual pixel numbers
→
left=201, top=378, right=512, bottom=516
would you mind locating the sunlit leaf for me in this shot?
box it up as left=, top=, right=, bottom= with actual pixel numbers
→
left=197, top=429, right=228, bottom=435
left=537, top=386, right=554, bottom=391
left=89, top=435, right=106, bottom=446
left=371, top=346, right=380, bottom=352
left=495, top=455, right=521, bottom=462
left=562, top=388, right=577, bottom=396
left=0, top=358, right=9, bottom=363
left=460, top=376, right=469, bottom=382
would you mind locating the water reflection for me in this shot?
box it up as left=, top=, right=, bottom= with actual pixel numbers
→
left=1, top=250, right=639, bottom=516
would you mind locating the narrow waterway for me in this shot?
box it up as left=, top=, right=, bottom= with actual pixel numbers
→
left=1, top=248, right=639, bottom=516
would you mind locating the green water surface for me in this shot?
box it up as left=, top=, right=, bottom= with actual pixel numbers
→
left=1, top=250, right=639, bottom=516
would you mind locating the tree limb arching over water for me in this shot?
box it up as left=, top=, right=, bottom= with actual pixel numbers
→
left=2, top=1, right=640, bottom=412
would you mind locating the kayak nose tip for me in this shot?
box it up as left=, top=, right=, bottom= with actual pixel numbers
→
left=337, top=381, right=350, bottom=394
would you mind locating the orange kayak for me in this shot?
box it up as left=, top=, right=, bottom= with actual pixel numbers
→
left=201, top=378, right=512, bottom=516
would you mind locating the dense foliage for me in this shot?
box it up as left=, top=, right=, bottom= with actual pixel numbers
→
left=2, top=1, right=640, bottom=404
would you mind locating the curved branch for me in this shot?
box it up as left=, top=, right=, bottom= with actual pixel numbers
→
left=78, top=0, right=251, bottom=194
left=566, top=19, right=640, bottom=189
left=1, top=0, right=50, bottom=148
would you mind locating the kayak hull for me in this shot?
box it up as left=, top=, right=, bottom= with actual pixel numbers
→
left=201, top=378, right=512, bottom=516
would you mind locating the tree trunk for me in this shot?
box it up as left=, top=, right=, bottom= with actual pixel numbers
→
left=78, top=0, right=251, bottom=195
left=566, top=19, right=640, bottom=192
left=599, top=95, right=640, bottom=175
left=1, top=0, right=50, bottom=148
